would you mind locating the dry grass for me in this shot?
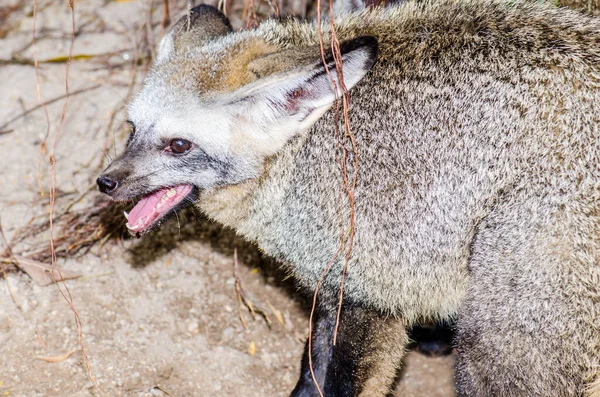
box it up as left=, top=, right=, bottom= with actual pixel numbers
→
left=0, top=2, right=314, bottom=393
left=3, top=0, right=598, bottom=297
left=0, top=0, right=317, bottom=271
left=1, top=0, right=597, bottom=394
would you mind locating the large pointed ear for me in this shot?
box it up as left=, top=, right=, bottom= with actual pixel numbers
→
left=156, top=5, right=232, bottom=63
left=229, top=36, right=378, bottom=153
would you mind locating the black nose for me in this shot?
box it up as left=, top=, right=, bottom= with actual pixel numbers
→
left=97, top=175, right=118, bottom=194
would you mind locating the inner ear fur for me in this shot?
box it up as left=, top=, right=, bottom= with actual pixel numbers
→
left=226, top=36, right=378, bottom=158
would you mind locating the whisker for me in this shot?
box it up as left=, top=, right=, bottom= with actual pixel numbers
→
left=174, top=210, right=181, bottom=239
left=102, top=85, right=127, bottom=103
left=82, top=138, right=114, bottom=163
left=113, top=120, right=119, bottom=159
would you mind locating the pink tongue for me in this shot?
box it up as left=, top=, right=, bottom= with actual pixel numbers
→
left=126, top=184, right=193, bottom=233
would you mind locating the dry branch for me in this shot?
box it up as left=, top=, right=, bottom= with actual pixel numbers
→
left=234, top=248, right=273, bottom=328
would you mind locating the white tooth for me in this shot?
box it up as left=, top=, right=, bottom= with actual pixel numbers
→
left=123, top=211, right=129, bottom=220
left=166, top=188, right=177, bottom=198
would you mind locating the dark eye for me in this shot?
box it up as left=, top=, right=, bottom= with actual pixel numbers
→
left=168, top=138, right=192, bottom=154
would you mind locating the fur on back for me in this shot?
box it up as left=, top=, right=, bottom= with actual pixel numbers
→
left=198, top=0, right=600, bottom=322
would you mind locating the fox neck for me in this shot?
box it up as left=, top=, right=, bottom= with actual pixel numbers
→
left=197, top=179, right=259, bottom=229
left=197, top=130, right=307, bottom=241
left=197, top=154, right=281, bottom=235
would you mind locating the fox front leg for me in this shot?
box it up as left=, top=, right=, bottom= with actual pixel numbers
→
left=291, top=301, right=408, bottom=397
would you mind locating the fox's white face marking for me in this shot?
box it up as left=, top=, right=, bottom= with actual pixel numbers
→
left=97, top=4, right=378, bottom=235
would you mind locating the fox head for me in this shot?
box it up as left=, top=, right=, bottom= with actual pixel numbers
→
left=97, top=4, right=378, bottom=235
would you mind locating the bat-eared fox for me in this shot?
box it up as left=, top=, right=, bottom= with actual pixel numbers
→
left=98, top=1, right=600, bottom=395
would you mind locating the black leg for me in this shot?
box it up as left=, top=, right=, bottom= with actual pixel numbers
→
left=291, top=304, right=334, bottom=397
left=291, top=300, right=407, bottom=397
left=408, top=322, right=454, bottom=357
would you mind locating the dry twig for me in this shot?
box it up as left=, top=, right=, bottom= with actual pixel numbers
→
left=161, top=0, right=171, bottom=34
left=234, top=248, right=272, bottom=328
left=0, top=84, right=102, bottom=134
left=35, top=348, right=77, bottom=363
left=305, top=0, right=358, bottom=394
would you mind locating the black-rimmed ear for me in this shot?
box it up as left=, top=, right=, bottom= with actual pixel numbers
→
left=229, top=36, right=378, bottom=156
left=157, top=4, right=232, bottom=63
left=240, top=36, right=378, bottom=120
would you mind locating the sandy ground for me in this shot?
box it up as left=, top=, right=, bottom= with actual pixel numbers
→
left=0, top=0, right=480, bottom=396
left=5, top=0, right=599, bottom=395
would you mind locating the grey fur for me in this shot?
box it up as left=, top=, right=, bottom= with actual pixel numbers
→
left=99, top=1, right=600, bottom=395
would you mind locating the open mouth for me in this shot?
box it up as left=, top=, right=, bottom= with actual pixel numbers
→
left=124, top=184, right=194, bottom=235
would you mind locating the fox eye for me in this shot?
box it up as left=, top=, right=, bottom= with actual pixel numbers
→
left=168, top=138, right=192, bottom=154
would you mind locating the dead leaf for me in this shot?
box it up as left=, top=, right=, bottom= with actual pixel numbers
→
left=267, top=302, right=285, bottom=326
left=12, top=256, right=81, bottom=286
left=42, top=54, right=95, bottom=63
left=150, top=386, right=174, bottom=396
left=248, top=341, right=257, bottom=355
left=36, top=349, right=76, bottom=363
